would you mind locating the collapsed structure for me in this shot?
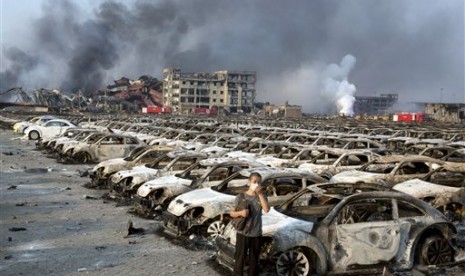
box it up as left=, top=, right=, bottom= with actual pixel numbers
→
left=0, top=76, right=163, bottom=113
left=1, top=71, right=464, bottom=123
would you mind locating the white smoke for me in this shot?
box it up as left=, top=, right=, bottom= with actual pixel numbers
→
left=321, top=54, right=357, bottom=116
left=258, top=54, right=357, bottom=115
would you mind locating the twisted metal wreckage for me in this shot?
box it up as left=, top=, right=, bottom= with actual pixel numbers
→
left=0, top=75, right=163, bottom=112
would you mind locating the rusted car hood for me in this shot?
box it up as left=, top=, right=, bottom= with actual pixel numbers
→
left=110, top=165, right=158, bottom=183
left=199, top=146, right=230, bottom=157
left=262, top=208, right=314, bottom=236
left=137, top=175, right=192, bottom=197
left=393, top=179, right=461, bottom=199
left=148, top=138, right=171, bottom=146
left=167, top=188, right=233, bottom=216
left=330, top=170, right=385, bottom=184
left=225, top=151, right=256, bottom=158
left=298, top=163, right=330, bottom=175
left=255, top=156, right=287, bottom=168
left=92, top=158, right=126, bottom=171
left=222, top=208, right=314, bottom=245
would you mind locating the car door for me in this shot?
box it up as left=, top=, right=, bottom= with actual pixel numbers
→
left=122, top=137, right=140, bottom=157
left=331, top=198, right=403, bottom=270
left=95, top=136, right=126, bottom=160
left=58, top=122, right=72, bottom=136
left=44, top=121, right=64, bottom=138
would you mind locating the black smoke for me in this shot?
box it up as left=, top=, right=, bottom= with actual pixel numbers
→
left=1, top=0, right=463, bottom=110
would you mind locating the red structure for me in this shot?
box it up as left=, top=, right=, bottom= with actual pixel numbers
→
left=191, top=107, right=218, bottom=116
left=393, top=112, right=428, bottom=122
left=142, top=106, right=172, bottom=114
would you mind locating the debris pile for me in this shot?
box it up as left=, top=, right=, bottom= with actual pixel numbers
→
left=0, top=75, right=163, bottom=113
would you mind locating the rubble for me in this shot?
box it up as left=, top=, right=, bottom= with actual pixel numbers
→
left=0, top=75, right=163, bottom=113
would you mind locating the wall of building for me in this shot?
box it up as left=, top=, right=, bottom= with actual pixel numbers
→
left=354, top=94, right=398, bottom=116
left=162, top=68, right=256, bottom=114
left=425, top=103, right=465, bottom=123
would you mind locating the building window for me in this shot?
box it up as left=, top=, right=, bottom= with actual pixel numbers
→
left=213, top=99, right=216, bottom=102
left=213, top=90, right=216, bottom=94
left=220, top=91, right=224, bottom=95
left=220, top=99, right=224, bottom=103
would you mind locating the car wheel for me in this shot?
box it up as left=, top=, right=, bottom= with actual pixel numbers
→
left=276, top=249, right=311, bottom=276
left=206, top=220, right=225, bottom=239
left=76, top=152, right=92, bottom=163
left=418, top=235, right=454, bottom=265
left=29, top=131, right=40, bottom=140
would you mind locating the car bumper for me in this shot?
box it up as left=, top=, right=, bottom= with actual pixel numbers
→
left=132, top=195, right=151, bottom=208
left=162, top=211, right=191, bottom=236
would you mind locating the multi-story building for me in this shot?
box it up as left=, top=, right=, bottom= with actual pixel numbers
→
left=162, top=68, right=256, bottom=113
left=353, top=93, right=398, bottom=116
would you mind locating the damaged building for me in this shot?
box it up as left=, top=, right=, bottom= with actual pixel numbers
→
left=260, top=102, right=302, bottom=118
left=0, top=87, right=83, bottom=112
left=162, top=68, right=256, bottom=114
left=96, top=75, right=163, bottom=112
left=0, top=76, right=164, bottom=113
left=424, top=103, right=465, bottom=123
left=354, top=93, right=398, bottom=116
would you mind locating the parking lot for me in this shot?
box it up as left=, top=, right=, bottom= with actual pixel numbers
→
left=1, top=113, right=464, bottom=275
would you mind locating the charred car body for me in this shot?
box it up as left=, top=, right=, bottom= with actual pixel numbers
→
left=162, top=167, right=326, bottom=238
left=216, top=183, right=457, bottom=275
left=133, top=158, right=263, bottom=217
left=59, top=133, right=144, bottom=164
left=89, top=145, right=175, bottom=188
left=108, top=150, right=208, bottom=197
left=330, top=155, right=447, bottom=186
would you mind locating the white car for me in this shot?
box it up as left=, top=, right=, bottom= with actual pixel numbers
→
left=13, top=115, right=57, bottom=134
left=24, top=119, right=77, bottom=140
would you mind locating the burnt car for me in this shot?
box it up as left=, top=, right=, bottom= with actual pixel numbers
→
left=89, top=145, right=175, bottom=187
left=442, top=148, right=465, bottom=163
left=162, top=167, right=326, bottom=238
left=297, top=150, right=379, bottom=180
left=133, top=158, right=263, bottom=217
left=216, top=183, right=457, bottom=275
left=58, top=132, right=108, bottom=162
left=108, top=150, right=208, bottom=197
left=330, top=155, right=446, bottom=186
left=402, top=145, right=457, bottom=159
left=63, top=134, right=145, bottom=164
left=393, top=163, right=465, bottom=221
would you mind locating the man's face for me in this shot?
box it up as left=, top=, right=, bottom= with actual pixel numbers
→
left=248, top=175, right=261, bottom=186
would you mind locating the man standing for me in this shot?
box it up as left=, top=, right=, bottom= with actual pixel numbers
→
left=230, top=172, right=270, bottom=276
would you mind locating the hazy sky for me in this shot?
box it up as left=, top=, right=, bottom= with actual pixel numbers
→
left=1, top=0, right=464, bottom=112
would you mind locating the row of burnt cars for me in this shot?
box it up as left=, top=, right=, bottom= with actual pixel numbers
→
left=29, top=116, right=465, bottom=275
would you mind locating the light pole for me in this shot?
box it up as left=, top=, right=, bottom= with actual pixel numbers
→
left=440, top=88, right=444, bottom=103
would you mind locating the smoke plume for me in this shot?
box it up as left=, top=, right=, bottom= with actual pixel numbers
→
left=323, top=55, right=357, bottom=116
left=1, top=0, right=463, bottom=111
